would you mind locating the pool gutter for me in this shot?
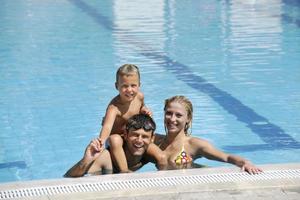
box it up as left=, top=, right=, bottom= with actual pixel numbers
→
left=0, top=163, right=300, bottom=200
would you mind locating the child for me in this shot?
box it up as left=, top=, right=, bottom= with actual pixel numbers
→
left=98, top=64, right=166, bottom=172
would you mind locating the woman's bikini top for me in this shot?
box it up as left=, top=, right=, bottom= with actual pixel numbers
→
left=174, top=146, right=193, bottom=166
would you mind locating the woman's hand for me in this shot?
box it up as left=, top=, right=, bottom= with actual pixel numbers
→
left=241, top=162, right=263, bottom=174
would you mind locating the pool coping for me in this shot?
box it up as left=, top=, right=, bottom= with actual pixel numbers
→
left=0, top=163, right=300, bottom=199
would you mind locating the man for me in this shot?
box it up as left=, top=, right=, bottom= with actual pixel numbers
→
left=64, top=113, right=156, bottom=177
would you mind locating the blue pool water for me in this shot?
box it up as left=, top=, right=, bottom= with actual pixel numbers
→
left=0, top=0, right=300, bottom=183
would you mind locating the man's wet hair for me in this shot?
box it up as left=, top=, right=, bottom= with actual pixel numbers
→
left=126, top=114, right=156, bottom=135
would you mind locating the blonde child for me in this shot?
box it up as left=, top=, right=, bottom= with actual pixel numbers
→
left=99, top=64, right=166, bottom=172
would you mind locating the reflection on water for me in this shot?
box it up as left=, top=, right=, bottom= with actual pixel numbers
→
left=112, top=0, right=166, bottom=65
left=225, top=0, right=283, bottom=73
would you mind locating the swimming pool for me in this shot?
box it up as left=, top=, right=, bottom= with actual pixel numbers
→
left=0, top=0, right=299, bottom=183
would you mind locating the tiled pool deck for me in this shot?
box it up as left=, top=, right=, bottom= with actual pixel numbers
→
left=0, top=163, right=299, bottom=200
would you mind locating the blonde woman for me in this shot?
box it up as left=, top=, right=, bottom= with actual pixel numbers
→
left=155, top=95, right=262, bottom=174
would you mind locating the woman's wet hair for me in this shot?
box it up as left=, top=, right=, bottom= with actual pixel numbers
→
left=126, top=113, right=156, bottom=135
left=164, top=95, right=193, bottom=135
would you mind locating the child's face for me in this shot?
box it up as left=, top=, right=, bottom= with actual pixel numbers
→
left=116, top=74, right=140, bottom=102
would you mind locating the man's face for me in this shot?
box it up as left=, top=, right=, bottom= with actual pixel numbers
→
left=125, top=128, right=152, bottom=156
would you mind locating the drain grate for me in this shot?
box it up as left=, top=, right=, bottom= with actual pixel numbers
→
left=1, top=169, right=300, bottom=199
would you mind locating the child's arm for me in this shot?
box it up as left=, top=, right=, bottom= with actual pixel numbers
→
left=98, top=105, right=118, bottom=147
left=146, top=143, right=167, bottom=170
left=138, top=92, right=153, bottom=116
left=140, top=105, right=152, bottom=117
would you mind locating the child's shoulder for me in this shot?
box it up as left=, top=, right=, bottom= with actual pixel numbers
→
left=110, top=95, right=119, bottom=103
left=107, top=96, right=122, bottom=111
left=136, top=91, right=144, bottom=100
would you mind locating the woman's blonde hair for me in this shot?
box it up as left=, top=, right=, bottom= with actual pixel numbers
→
left=164, top=95, right=193, bottom=135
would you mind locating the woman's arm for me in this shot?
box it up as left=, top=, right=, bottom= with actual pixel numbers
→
left=227, top=154, right=262, bottom=174
left=191, top=138, right=262, bottom=174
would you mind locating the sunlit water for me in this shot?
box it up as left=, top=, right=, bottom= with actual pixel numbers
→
left=0, top=0, right=299, bottom=182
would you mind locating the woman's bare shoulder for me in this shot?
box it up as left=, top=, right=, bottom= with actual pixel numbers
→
left=187, top=136, right=211, bottom=148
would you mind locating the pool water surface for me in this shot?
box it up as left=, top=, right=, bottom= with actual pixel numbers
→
left=0, top=0, right=300, bottom=182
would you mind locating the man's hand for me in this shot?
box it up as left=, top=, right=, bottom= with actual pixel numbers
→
left=84, top=138, right=104, bottom=162
left=64, top=138, right=105, bottom=178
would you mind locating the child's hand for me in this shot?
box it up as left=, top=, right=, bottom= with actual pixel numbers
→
left=140, top=106, right=152, bottom=117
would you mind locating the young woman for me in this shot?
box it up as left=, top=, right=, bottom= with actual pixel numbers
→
left=156, top=95, right=262, bottom=174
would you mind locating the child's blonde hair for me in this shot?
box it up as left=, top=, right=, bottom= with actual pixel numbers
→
left=164, top=95, right=193, bottom=135
left=116, top=64, right=140, bottom=84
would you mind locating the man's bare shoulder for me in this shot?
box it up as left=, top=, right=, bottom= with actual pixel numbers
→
left=88, top=149, right=113, bottom=175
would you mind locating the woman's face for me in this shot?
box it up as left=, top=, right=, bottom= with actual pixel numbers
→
left=164, top=101, right=189, bottom=134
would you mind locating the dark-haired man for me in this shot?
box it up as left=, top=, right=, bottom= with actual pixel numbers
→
left=64, top=114, right=157, bottom=177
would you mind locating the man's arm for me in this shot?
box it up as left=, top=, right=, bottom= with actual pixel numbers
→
left=88, top=149, right=113, bottom=175
left=64, top=158, right=94, bottom=177
left=64, top=138, right=103, bottom=177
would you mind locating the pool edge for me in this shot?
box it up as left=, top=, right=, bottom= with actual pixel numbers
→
left=0, top=163, right=300, bottom=199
